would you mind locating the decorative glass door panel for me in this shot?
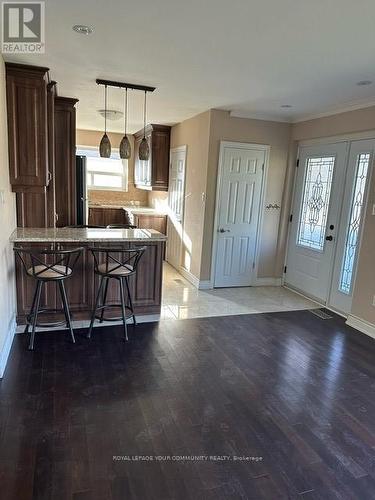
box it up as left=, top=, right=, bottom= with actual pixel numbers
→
left=339, top=153, right=370, bottom=294
left=329, top=139, right=374, bottom=313
left=297, top=156, right=335, bottom=251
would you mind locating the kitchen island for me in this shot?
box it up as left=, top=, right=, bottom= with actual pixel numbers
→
left=10, top=227, right=167, bottom=325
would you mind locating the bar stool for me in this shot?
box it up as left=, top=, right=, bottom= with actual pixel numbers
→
left=87, top=246, right=146, bottom=340
left=14, top=247, right=83, bottom=350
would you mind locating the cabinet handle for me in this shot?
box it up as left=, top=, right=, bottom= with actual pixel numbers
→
left=47, top=171, right=52, bottom=185
left=55, top=212, right=59, bottom=222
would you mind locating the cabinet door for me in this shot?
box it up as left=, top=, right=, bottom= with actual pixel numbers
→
left=59, top=244, right=94, bottom=315
left=15, top=243, right=57, bottom=323
left=151, top=129, right=170, bottom=191
left=16, top=191, right=49, bottom=228
left=88, top=208, right=104, bottom=226
left=6, top=64, right=49, bottom=189
left=46, top=82, right=56, bottom=227
left=55, top=97, right=78, bottom=227
left=127, top=242, right=163, bottom=311
left=134, top=214, right=167, bottom=234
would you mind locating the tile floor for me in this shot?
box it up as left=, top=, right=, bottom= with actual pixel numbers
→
left=161, top=263, right=319, bottom=320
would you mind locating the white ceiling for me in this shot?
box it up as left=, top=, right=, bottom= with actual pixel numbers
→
left=5, top=0, right=375, bottom=132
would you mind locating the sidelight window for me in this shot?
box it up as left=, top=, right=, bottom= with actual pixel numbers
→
left=339, top=153, right=370, bottom=294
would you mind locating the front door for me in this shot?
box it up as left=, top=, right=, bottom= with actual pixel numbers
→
left=285, top=142, right=349, bottom=302
left=214, top=144, right=266, bottom=287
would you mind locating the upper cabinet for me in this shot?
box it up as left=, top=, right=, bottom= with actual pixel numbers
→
left=5, top=63, right=78, bottom=228
left=6, top=63, right=50, bottom=191
left=54, top=96, right=78, bottom=227
left=134, top=124, right=171, bottom=191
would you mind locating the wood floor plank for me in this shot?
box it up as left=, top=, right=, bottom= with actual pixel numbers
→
left=1, top=310, right=375, bottom=499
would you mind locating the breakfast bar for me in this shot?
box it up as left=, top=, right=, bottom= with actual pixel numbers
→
left=10, top=227, right=167, bottom=325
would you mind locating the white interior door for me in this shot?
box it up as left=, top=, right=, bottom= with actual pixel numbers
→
left=214, top=144, right=266, bottom=287
left=166, top=146, right=186, bottom=270
left=285, top=142, right=349, bottom=302
left=329, top=139, right=375, bottom=313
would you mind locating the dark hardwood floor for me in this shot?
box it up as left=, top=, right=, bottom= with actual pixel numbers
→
left=1, top=310, right=375, bottom=500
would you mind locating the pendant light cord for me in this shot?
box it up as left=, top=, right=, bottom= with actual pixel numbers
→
left=124, top=88, right=128, bottom=136
left=104, top=85, right=107, bottom=134
left=143, top=91, right=147, bottom=139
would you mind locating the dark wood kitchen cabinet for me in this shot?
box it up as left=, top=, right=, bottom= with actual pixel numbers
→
left=134, top=124, right=171, bottom=191
left=54, top=97, right=78, bottom=227
left=88, top=207, right=127, bottom=226
left=133, top=213, right=167, bottom=234
left=6, top=63, right=49, bottom=190
left=5, top=63, right=78, bottom=229
left=14, top=240, right=164, bottom=323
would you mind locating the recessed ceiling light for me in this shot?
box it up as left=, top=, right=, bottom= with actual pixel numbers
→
left=72, top=24, right=93, bottom=35
left=98, top=109, right=123, bottom=121
left=280, top=104, right=292, bottom=108
left=356, top=80, right=373, bottom=86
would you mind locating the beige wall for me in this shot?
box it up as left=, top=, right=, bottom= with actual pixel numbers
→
left=76, top=129, right=149, bottom=206
left=170, top=109, right=291, bottom=281
left=0, top=56, right=17, bottom=376
left=203, top=110, right=291, bottom=281
left=289, top=106, right=375, bottom=326
left=170, top=111, right=211, bottom=278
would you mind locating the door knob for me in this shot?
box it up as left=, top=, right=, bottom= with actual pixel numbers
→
left=325, top=235, right=333, bottom=241
left=219, top=228, right=230, bottom=233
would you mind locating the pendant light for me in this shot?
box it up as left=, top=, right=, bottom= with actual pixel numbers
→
left=99, top=85, right=111, bottom=158
left=119, top=88, right=131, bottom=159
left=139, top=90, right=150, bottom=161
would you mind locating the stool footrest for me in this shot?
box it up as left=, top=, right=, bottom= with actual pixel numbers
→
left=26, top=307, right=68, bottom=328
left=95, top=303, right=134, bottom=322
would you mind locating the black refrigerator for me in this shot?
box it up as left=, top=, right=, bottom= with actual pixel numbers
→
left=76, top=155, right=88, bottom=225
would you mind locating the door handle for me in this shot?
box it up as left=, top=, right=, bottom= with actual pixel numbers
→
left=325, top=235, right=333, bottom=241
left=219, top=228, right=230, bottom=233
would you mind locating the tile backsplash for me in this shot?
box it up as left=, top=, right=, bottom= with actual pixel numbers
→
left=88, top=188, right=148, bottom=207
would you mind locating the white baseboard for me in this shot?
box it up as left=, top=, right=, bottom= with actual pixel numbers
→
left=178, top=267, right=200, bottom=288
left=253, top=277, right=282, bottom=286
left=346, top=314, right=375, bottom=340
left=0, top=314, right=16, bottom=378
left=179, top=267, right=281, bottom=289
left=198, top=280, right=213, bottom=290
left=178, top=267, right=214, bottom=290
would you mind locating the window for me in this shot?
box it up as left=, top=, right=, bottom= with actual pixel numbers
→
left=77, top=147, right=128, bottom=191
left=339, top=153, right=370, bottom=294
left=297, top=156, right=335, bottom=251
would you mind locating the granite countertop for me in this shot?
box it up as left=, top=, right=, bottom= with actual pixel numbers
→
left=10, top=227, right=167, bottom=243
left=88, top=204, right=168, bottom=216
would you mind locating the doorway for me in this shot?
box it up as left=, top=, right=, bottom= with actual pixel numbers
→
left=212, top=142, right=268, bottom=288
left=285, top=138, right=374, bottom=315
left=166, top=145, right=187, bottom=270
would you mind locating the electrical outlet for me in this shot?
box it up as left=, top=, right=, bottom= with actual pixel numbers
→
left=373, top=295, right=375, bottom=307
left=372, top=204, right=375, bottom=216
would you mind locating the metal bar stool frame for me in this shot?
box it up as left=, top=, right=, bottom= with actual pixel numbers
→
left=14, top=246, right=84, bottom=350
left=87, top=246, right=146, bottom=341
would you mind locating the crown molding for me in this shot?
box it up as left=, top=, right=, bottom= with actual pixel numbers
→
left=229, top=97, right=375, bottom=126
left=292, top=98, right=375, bottom=123
left=229, top=110, right=292, bottom=123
